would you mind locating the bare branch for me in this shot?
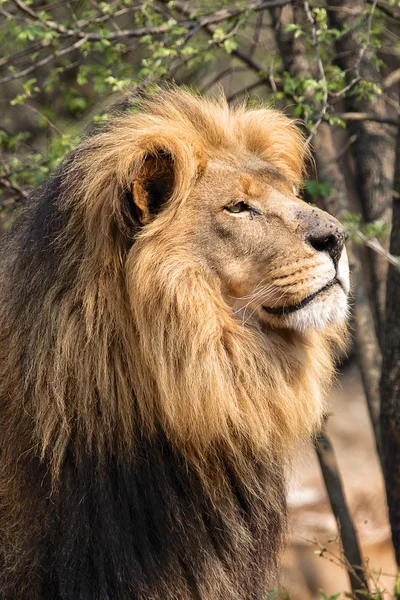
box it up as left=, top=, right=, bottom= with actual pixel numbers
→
left=229, top=47, right=269, bottom=79
left=327, top=133, right=357, bottom=163
left=329, top=75, right=361, bottom=99
left=337, top=111, right=400, bottom=127
left=25, top=103, right=63, bottom=135
left=357, top=0, right=379, bottom=69
left=0, top=36, right=89, bottom=84
left=315, top=428, right=370, bottom=599
left=383, top=68, right=400, bottom=91
left=249, top=10, right=264, bottom=57
left=0, top=176, right=29, bottom=202
left=200, top=67, right=247, bottom=93
left=227, top=80, right=268, bottom=103
left=0, top=41, right=45, bottom=69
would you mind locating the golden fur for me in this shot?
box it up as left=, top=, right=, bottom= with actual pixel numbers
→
left=0, top=88, right=349, bottom=599
left=33, top=91, right=341, bottom=466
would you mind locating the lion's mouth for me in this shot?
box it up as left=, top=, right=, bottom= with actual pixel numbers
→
left=263, top=279, right=339, bottom=316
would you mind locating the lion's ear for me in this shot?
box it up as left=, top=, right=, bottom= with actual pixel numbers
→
left=132, top=150, right=175, bottom=224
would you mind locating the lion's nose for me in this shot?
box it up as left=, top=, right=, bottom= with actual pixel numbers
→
left=307, top=223, right=345, bottom=266
left=296, top=207, right=346, bottom=266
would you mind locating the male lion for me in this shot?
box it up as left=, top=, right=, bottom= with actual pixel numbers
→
left=0, top=88, right=349, bottom=599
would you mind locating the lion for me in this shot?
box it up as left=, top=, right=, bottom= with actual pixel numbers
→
left=0, top=88, right=349, bottom=599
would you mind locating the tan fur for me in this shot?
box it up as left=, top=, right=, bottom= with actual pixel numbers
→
left=5, top=89, right=343, bottom=472
left=0, top=88, right=348, bottom=599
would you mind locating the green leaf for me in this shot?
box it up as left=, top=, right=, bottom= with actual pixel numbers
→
left=319, top=182, right=331, bottom=197
left=264, top=591, right=278, bottom=600
left=319, top=592, right=340, bottom=600
left=306, top=180, right=320, bottom=200
left=327, top=115, right=346, bottom=128
left=361, top=219, right=391, bottom=240
left=305, top=180, right=330, bottom=200
left=212, top=27, right=225, bottom=42
left=284, top=23, right=299, bottom=33
left=223, top=38, right=238, bottom=54
left=395, top=567, right=400, bottom=597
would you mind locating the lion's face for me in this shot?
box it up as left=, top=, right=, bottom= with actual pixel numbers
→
left=184, top=157, right=349, bottom=332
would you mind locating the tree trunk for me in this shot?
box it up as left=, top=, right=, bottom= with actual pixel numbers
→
left=274, top=7, right=383, bottom=463
left=314, top=124, right=383, bottom=463
left=380, top=123, right=400, bottom=566
left=273, top=11, right=374, bottom=593
left=328, top=0, right=394, bottom=337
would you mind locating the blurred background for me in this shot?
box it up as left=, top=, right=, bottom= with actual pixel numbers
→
left=0, top=1, right=399, bottom=598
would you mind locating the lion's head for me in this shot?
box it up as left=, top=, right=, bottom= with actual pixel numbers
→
left=193, top=162, right=349, bottom=332
left=133, top=151, right=349, bottom=338
left=75, top=89, right=348, bottom=333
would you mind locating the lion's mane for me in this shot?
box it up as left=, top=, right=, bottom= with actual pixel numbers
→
left=0, top=89, right=343, bottom=599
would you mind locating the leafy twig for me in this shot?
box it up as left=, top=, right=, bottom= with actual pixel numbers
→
left=303, top=2, right=329, bottom=141
left=11, top=0, right=299, bottom=42
left=356, top=232, right=400, bottom=269
left=331, top=0, right=379, bottom=100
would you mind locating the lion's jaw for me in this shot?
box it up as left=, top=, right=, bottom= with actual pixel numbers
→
left=251, top=247, right=350, bottom=333
left=261, top=248, right=350, bottom=333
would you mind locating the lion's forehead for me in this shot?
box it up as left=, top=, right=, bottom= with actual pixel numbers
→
left=198, top=158, right=295, bottom=201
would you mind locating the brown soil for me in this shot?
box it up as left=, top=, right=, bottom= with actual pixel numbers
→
left=280, top=362, right=396, bottom=599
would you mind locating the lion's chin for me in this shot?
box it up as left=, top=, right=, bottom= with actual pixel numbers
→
left=260, top=283, right=349, bottom=333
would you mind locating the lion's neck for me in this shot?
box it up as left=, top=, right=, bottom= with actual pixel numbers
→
left=127, top=249, right=334, bottom=465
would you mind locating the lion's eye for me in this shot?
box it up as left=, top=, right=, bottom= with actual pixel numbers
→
left=225, top=201, right=250, bottom=214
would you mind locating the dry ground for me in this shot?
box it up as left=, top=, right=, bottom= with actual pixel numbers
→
left=281, top=362, right=396, bottom=599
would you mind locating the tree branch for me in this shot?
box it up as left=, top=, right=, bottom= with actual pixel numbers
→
left=200, top=67, right=248, bottom=93
left=11, top=0, right=298, bottom=42
left=328, top=0, right=395, bottom=338
left=356, top=233, right=400, bottom=269
left=383, top=68, right=400, bottom=91
left=337, top=112, right=400, bottom=127
left=160, top=0, right=278, bottom=90
left=226, top=80, right=268, bottom=103
left=303, top=1, right=329, bottom=141
left=380, top=117, right=400, bottom=568
left=367, top=0, right=400, bottom=20
left=327, top=133, right=357, bottom=163
left=0, top=36, right=89, bottom=84
left=0, top=176, right=29, bottom=202
left=315, top=428, right=369, bottom=599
